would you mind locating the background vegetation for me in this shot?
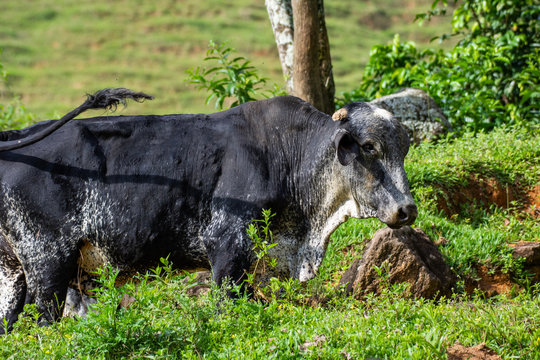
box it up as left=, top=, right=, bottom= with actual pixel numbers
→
left=0, top=0, right=456, bottom=119
left=0, top=0, right=539, bottom=358
left=340, top=0, right=539, bottom=133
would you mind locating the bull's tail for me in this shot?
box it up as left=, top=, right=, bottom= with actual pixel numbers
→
left=0, top=88, right=153, bottom=151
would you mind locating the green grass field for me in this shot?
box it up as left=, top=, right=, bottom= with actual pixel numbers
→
left=0, top=0, right=454, bottom=119
left=1, top=1, right=539, bottom=358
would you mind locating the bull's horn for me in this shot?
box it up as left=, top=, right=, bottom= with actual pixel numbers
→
left=332, top=108, right=348, bottom=121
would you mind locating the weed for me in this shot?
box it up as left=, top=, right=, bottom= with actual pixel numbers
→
left=247, top=209, right=278, bottom=275
left=0, top=49, right=35, bottom=130
left=186, top=41, right=284, bottom=110
left=244, top=208, right=281, bottom=301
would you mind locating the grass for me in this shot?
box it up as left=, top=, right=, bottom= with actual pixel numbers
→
left=1, top=265, right=539, bottom=359
left=0, top=0, right=455, bottom=120
left=403, top=126, right=540, bottom=273
left=0, top=124, right=538, bottom=359
left=405, top=127, right=540, bottom=192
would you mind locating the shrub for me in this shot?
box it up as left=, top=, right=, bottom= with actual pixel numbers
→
left=0, top=48, right=35, bottom=130
left=0, top=99, right=35, bottom=131
left=186, top=41, right=285, bottom=110
left=339, top=0, right=540, bottom=133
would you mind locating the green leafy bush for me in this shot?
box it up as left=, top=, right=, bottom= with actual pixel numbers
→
left=186, top=41, right=285, bottom=110
left=339, top=0, right=540, bottom=133
left=0, top=48, right=35, bottom=130
left=0, top=99, right=35, bottom=131
left=246, top=208, right=278, bottom=284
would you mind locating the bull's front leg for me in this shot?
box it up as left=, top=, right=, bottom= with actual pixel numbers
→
left=203, top=206, right=256, bottom=288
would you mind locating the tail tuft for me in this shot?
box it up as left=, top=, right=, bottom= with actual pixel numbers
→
left=0, top=87, right=154, bottom=151
left=84, top=88, right=154, bottom=112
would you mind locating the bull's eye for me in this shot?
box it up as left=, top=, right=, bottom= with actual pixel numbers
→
left=361, top=143, right=377, bottom=155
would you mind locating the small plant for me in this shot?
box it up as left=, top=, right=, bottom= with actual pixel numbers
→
left=0, top=48, right=35, bottom=130
left=245, top=209, right=279, bottom=295
left=0, top=99, right=36, bottom=131
left=69, top=265, right=151, bottom=358
left=149, top=255, right=175, bottom=283
left=186, top=40, right=285, bottom=110
left=10, top=304, right=42, bottom=334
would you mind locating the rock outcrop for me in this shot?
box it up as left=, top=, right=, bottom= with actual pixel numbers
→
left=340, top=226, right=457, bottom=299
left=370, top=88, right=451, bottom=143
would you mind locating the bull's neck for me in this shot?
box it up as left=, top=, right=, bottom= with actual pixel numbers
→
left=285, top=117, right=353, bottom=227
left=246, top=98, right=351, bottom=227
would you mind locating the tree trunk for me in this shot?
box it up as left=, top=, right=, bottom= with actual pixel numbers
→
left=266, top=0, right=335, bottom=114
left=315, top=0, right=335, bottom=114
left=291, top=0, right=324, bottom=111
left=264, top=0, right=294, bottom=93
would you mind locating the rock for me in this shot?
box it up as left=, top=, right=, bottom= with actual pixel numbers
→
left=119, top=293, right=137, bottom=309
left=510, top=241, right=540, bottom=283
left=340, top=227, right=457, bottom=299
left=184, top=270, right=212, bottom=297
left=299, top=334, right=326, bottom=352
left=511, top=241, right=540, bottom=265
left=370, top=88, right=451, bottom=143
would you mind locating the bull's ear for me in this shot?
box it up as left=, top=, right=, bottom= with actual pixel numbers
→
left=334, top=130, right=360, bottom=166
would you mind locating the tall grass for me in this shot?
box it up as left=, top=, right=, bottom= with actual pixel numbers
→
left=1, top=264, right=538, bottom=359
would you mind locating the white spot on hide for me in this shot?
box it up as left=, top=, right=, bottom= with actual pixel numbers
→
left=0, top=257, right=23, bottom=322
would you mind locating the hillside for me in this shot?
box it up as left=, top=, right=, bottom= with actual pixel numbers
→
left=0, top=0, right=454, bottom=120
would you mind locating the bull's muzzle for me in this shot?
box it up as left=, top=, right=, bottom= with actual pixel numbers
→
left=385, top=203, right=418, bottom=229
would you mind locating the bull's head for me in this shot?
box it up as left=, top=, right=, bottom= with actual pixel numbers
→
left=331, top=103, right=417, bottom=228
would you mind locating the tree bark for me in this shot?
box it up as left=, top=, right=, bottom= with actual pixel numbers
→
left=265, top=0, right=294, bottom=93
left=292, top=0, right=323, bottom=111
left=266, top=0, right=335, bottom=114
left=315, top=0, right=335, bottom=114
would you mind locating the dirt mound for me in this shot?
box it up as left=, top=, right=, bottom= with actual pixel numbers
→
left=464, top=264, right=514, bottom=297
left=437, top=177, right=514, bottom=215
left=436, top=177, right=539, bottom=218
left=464, top=241, right=540, bottom=297
left=447, top=342, right=501, bottom=360
left=525, top=183, right=540, bottom=218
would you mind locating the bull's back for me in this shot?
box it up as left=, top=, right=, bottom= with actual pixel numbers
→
left=0, top=113, right=230, bottom=268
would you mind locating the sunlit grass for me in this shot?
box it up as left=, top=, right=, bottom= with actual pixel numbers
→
left=0, top=0, right=455, bottom=120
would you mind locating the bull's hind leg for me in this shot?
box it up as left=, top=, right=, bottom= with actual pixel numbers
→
left=22, top=256, right=77, bottom=325
left=12, top=232, right=79, bottom=325
left=0, top=238, right=26, bottom=334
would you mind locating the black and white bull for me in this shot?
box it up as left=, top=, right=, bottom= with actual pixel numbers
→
left=0, top=88, right=416, bottom=331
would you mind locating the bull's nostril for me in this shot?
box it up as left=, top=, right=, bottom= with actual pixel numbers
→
left=398, top=207, right=409, bottom=221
